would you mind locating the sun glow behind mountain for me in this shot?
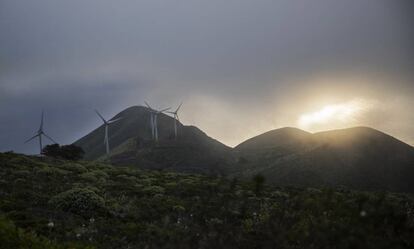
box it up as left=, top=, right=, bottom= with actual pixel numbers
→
left=297, top=99, right=373, bottom=131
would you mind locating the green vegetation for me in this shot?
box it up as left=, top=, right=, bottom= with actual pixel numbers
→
left=0, top=216, right=91, bottom=249
left=1, top=152, right=414, bottom=248
left=42, top=144, right=85, bottom=161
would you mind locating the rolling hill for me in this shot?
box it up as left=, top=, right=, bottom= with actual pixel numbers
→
left=73, top=106, right=233, bottom=174
left=73, top=106, right=414, bottom=192
left=233, top=127, right=414, bottom=192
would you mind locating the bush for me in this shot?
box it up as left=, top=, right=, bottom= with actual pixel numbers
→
left=253, top=174, right=265, bottom=195
left=42, top=144, right=84, bottom=160
left=60, top=145, right=85, bottom=160
left=49, top=187, right=106, bottom=217
left=41, top=144, right=61, bottom=158
left=0, top=216, right=86, bottom=249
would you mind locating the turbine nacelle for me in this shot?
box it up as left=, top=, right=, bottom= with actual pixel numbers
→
left=144, top=102, right=171, bottom=142
left=95, top=109, right=122, bottom=156
left=166, top=102, right=182, bottom=116
left=166, top=102, right=183, bottom=139
left=145, top=102, right=170, bottom=114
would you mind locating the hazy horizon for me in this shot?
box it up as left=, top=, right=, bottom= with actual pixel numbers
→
left=1, top=0, right=413, bottom=153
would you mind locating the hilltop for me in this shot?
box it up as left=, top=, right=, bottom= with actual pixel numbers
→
left=233, top=127, right=414, bottom=192
left=74, top=106, right=233, bottom=174
left=73, top=106, right=414, bottom=192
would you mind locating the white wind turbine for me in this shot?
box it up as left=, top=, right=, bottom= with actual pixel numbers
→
left=167, top=102, right=183, bottom=139
left=95, top=110, right=122, bottom=156
left=145, top=104, right=156, bottom=140
left=25, top=110, right=57, bottom=155
left=145, top=102, right=170, bottom=142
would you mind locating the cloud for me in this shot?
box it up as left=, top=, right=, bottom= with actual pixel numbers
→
left=0, top=0, right=413, bottom=152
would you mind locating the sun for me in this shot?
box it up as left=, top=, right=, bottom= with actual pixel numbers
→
left=297, top=99, right=369, bottom=131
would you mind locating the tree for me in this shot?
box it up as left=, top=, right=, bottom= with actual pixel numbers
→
left=60, top=144, right=85, bottom=160
left=41, top=143, right=61, bottom=157
left=42, top=144, right=84, bottom=160
left=253, top=174, right=265, bottom=196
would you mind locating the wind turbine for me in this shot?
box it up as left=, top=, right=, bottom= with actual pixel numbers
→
left=145, top=103, right=157, bottom=140
left=144, top=102, right=170, bottom=142
left=95, top=110, right=122, bottom=156
left=167, top=102, right=182, bottom=139
left=25, top=111, right=57, bottom=155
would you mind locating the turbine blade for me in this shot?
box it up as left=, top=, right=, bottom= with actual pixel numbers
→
left=25, top=134, right=39, bottom=143
left=109, top=117, right=122, bottom=124
left=144, top=101, right=152, bottom=109
left=159, top=107, right=171, bottom=113
left=95, top=110, right=107, bottom=123
left=176, top=102, right=183, bottom=112
left=43, top=133, right=58, bottom=144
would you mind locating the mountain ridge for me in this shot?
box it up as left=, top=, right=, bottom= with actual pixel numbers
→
left=74, top=105, right=232, bottom=174
left=233, top=126, right=414, bottom=192
left=73, top=106, right=414, bottom=192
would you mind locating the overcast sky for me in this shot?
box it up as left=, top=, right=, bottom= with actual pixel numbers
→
left=1, top=0, right=413, bottom=153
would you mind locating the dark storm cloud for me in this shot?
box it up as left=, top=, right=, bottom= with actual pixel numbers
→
left=0, top=0, right=413, bottom=152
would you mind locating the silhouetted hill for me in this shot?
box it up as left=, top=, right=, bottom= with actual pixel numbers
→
left=74, top=106, right=232, bottom=174
left=74, top=107, right=414, bottom=192
left=233, top=127, right=414, bottom=192
left=236, top=127, right=314, bottom=151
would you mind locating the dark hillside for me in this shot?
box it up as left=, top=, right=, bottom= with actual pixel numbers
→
left=74, top=106, right=232, bottom=174
left=233, top=127, right=414, bottom=192
left=1, top=152, right=413, bottom=248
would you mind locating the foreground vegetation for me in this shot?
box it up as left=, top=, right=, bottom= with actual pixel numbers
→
left=0, top=152, right=413, bottom=249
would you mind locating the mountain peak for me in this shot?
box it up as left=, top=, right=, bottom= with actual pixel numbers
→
left=113, top=105, right=152, bottom=117
left=233, top=125, right=414, bottom=192
left=73, top=106, right=231, bottom=174
left=235, top=127, right=313, bottom=151
left=314, top=126, right=413, bottom=149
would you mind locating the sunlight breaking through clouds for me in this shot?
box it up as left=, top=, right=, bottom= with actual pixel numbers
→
left=297, top=99, right=374, bottom=131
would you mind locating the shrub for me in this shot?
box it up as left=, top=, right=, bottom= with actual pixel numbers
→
left=42, top=144, right=84, bottom=160
left=59, top=163, right=88, bottom=174
left=60, top=144, right=85, bottom=160
left=0, top=216, right=88, bottom=249
left=41, top=144, right=61, bottom=158
left=142, top=185, right=165, bottom=195
left=253, top=174, right=265, bottom=195
left=48, top=187, right=106, bottom=217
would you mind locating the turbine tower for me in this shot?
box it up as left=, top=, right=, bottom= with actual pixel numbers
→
left=167, top=102, right=182, bottom=139
left=145, top=102, right=170, bottom=142
left=145, top=103, right=157, bottom=140
left=95, top=110, right=122, bottom=156
left=25, top=110, right=57, bottom=155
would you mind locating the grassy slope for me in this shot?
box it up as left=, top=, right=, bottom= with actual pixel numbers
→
left=1, top=152, right=414, bottom=249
